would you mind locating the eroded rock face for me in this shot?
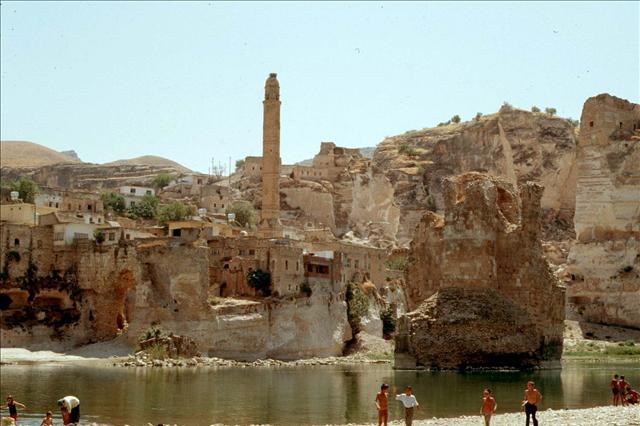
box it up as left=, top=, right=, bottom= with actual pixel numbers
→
left=567, top=94, right=640, bottom=328
left=373, top=109, right=577, bottom=245
left=396, top=173, right=565, bottom=369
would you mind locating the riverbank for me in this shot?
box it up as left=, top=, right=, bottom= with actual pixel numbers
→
left=336, top=405, right=640, bottom=426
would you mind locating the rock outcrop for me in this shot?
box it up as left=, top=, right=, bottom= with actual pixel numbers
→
left=373, top=108, right=577, bottom=245
left=395, top=173, right=565, bottom=369
left=567, top=94, right=640, bottom=328
left=0, top=232, right=352, bottom=359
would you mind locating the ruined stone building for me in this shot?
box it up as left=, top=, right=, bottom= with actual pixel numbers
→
left=567, top=94, right=640, bottom=328
left=395, top=173, right=565, bottom=369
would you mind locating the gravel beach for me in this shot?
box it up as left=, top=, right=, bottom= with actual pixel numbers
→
left=335, top=405, right=640, bottom=426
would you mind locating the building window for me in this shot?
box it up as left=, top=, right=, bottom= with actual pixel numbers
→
left=130, top=201, right=136, bottom=207
left=126, top=234, right=131, bottom=240
left=55, top=202, right=59, bottom=208
left=221, top=204, right=225, bottom=209
left=108, top=233, right=115, bottom=241
left=130, top=188, right=136, bottom=194
left=14, top=238, right=20, bottom=247
left=197, top=179, right=203, bottom=184
left=296, top=261, right=299, bottom=271
left=54, top=233, right=64, bottom=241
left=146, top=190, right=152, bottom=195
left=620, top=122, right=623, bottom=129
left=249, top=249, right=255, bottom=255
left=589, top=121, right=594, bottom=128
left=285, top=260, right=288, bottom=270
left=172, top=229, right=181, bottom=237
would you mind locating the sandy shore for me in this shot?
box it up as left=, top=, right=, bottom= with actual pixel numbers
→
left=335, top=405, right=640, bottom=426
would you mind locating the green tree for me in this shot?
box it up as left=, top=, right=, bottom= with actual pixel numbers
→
left=235, top=159, right=245, bottom=171
left=545, top=107, right=557, bottom=116
left=157, top=201, right=195, bottom=225
left=247, top=269, right=271, bottom=296
left=10, top=177, right=39, bottom=203
left=474, top=112, right=483, bottom=121
left=346, top=282, right=369, bottom=334
left=101, top=192, right=126, bottom=213
left=152, top=173, right=173, bottom=190
left=380, top=305, right=397, bottom=338
left=451, top=115, right=461, bottom=123
left=93, top=229, right=106, bottom=244
left=567, top=118, right=580, bottom=127
left=129, top=193, right=159, bottom=219
left=226, top=201, right=256, bottom=228
left=531, top=106, right=541, bottom=113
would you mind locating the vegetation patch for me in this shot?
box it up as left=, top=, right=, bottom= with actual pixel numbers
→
left=346, top=282, right=369, bottom=334
left=247, top=269, right=272, bottom=296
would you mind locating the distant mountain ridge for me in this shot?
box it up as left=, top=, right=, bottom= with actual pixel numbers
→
left=0, top=140, right=81, bottom=168
left=1, top=140, right=192, bottom=173
left=103, top=155, right=191, bottom=173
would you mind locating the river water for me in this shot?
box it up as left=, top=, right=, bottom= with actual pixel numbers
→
left=0, top=362, right=636, bottom=425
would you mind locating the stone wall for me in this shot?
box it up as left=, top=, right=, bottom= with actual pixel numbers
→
left=567, top=94, right=640, bottom=328
left=396, top=173, right=565, bottom=369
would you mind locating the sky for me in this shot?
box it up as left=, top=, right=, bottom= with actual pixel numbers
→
left=1, top=1, right=638, bottom=174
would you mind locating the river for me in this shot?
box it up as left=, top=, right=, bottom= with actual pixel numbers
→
left=0, top=362, right=636, bottom=425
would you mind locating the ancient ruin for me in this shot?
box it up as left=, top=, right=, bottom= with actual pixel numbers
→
left=567, top=94, right=640, bottom=328
left=395, top=173, right=565, bottom=369
left=257, top=73, right=283, bottom=238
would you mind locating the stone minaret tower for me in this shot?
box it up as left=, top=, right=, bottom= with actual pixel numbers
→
left=258, top=73, right=282, bottom=238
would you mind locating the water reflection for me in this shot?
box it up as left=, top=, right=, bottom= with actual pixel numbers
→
left=0, top=363, right=636, bottom=425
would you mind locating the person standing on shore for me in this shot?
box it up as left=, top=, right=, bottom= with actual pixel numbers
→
left=480, top=388, right=497, bottom=426
left=375, top=383, right=389, bottom=426
left=1, top=395, right=26, bottom=423
left=611, top=374, right=621, bottom=406
left=394, top=385, right=420, bottom=426
left=57, top=396, right=80, bottom=426
left=522, top=381, right=542, bottom=426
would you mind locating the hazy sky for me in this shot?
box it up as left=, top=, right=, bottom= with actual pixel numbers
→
left=1, top=1, right=638, bottom=173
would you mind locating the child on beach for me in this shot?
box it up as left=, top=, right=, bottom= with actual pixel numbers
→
left=522, top=381, right=542, bottom=426
left=618, top=376, right=629, bottom=406
left=40, top=411, right=54, bottom=426
left=1, top=396, right=26, bottom=423
left=480, top=388, right=497, bottom=426
left=611, top=374, right=620, bottom=406
left=374, top=383, right=389, bottom=426
left=394, top=385, right=420, bottom=426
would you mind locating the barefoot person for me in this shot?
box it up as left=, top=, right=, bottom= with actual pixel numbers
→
left=375, top=383, right=389, bottom=426
left=40, top=411, right=54, bottom=426
left=480, top=388, right=497, bottom=426
left=522, top=381, right=542, bottom=426
left=394, top=385, right=420, bottom=426
left=611, top=374, right=621, bottom=406
left=1, top=396, right=26, bottom=423
left=57, top=396, right=80, bottom=426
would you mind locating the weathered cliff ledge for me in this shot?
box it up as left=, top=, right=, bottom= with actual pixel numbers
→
left=0, top=236, right=351, bottom=360
left=567, top=93, right=640, bottom=328
left=395, top=173, right=565, bottom=370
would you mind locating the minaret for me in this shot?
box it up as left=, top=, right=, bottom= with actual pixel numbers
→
left=258, top=73, right=282, bottom=238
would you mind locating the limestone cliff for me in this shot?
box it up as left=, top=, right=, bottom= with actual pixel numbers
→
left=373, top=108, right=577, bottom=245
left=395, top=173, right=565, bottom=369
left=567, top=94, right=640, bottom=328
left=0, top=232, right=351, bottom=358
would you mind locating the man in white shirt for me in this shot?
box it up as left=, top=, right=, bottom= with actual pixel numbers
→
left=395, top=385, right=420, bottom=426
left=57, top=396, right=80, bottom=426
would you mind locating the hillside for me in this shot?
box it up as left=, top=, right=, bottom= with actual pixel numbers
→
left=103, top=155, right=191, bottom=173
left=0, top=140, right=81, bottom=168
